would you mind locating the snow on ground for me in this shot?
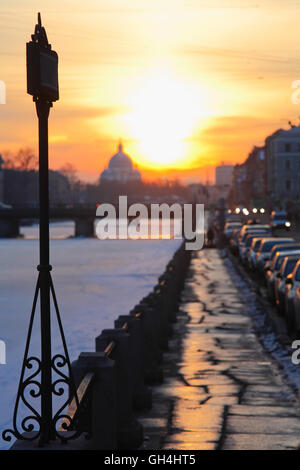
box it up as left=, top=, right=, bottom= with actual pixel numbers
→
left=0, top=222, right=182, bottom=449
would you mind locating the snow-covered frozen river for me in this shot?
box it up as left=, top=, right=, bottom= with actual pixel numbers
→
left=0, top=222, right=182, bottom=449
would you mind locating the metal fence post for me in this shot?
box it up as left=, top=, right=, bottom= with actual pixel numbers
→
left=72, top=352, right=117, bottom=450
left=115, top=315, right=152, bottom=410
left=96, top=329, right=143, bottom=449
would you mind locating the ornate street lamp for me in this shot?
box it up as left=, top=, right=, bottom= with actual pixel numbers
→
left=3, top=13, right=80, bottom=447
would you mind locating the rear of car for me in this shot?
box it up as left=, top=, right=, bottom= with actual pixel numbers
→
left=239, top=224, right=271, bottom=239
left=293, top=264, right=300, bottom=334
left=256, top=238, right=295, bottom=272
left=224, top=222, right=242, bottom=240
left=238, top=225, right=271, bottom=259
left=264, top=242, right=299, bottom=271
left=265, top=250, right=300, bottom=302
left=229, top=228, right=241, bottom=256
left=270, top=211, right=291, bottom=231
left=275, top=256, right=300, bottom=314
left=226, top=213, right=243, bottom=224
left=285, top=261, right=300, bottom=333
left=240, top=231, right=270, bottom=264
left=247, top=236, right=272, bottom=270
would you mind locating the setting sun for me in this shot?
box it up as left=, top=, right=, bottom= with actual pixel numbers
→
left=124, top=70, right=212, bottom=169
left=1, top=0, right=300, bottom=183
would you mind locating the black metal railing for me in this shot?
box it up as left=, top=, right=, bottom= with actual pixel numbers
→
left=9, top=240, right=191, bottom=450
left=58, top=372, right=95, bottom=439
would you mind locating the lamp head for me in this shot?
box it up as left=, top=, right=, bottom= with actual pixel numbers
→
left=26, top=13, right=59, bottom=102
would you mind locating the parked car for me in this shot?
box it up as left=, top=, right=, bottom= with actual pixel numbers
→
left=239, top=224, right=271, bottom=239
left=264, top=242, right=300, bottom=272
left=224, top=221, right=243, bottom=240
left=265, top=250, right=300, bottom=303
left=226, top=213, right=243, bottom=223
left=247, top=236, right=273, bottom=270
left=293, top=269, right=300, bottom=334
left=270, top=211, right=291, bottom=231
left=244, top=218, right=259, bottom=225
left=285, top=261, right=300, bottom=333
left=238, top=226, right=271, bottom=256
left=275, top=256, right=300, bottom=314
left=239, top=231, right=271, bottom=264
left=255, top=238, right=295, bottom=272
left=229, top=228, right=242, bottom=256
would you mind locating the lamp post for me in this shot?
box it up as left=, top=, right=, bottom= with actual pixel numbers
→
left=28, top=12, right=59, bottom=444
left=3, top=13, right=79, bottom=447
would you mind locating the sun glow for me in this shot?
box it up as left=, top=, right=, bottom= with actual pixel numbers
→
left=125, top=71, right=213, bottom=169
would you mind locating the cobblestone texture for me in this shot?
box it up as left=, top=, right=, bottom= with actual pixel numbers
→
left=140, top=249, right=300, bottom=450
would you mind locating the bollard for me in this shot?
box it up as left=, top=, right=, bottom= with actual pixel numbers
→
left=9, top=240, right=192, bottom=451
left=159, top=272, right=178, bottom=323
left=72, top=352, right=117, bottom=450
left=131, top=304, right=164, bottom=385
left=140, top=299, right=163, bottom=362
left=151, top=287, right=169, bottom=350
left=157, top=278, right=175, bottom=335
left=115, top=315, right=152, bottom=410
left=96, top=329, right=143, bottom=449
left=154, top=276, right=175, bottom=338
left=146, top=291, right=168, bottom=351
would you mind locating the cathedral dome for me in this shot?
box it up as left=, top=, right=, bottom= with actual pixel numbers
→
left=100, top=142, right=141, bottom=184
left=108, top=143, right=133, bottom=170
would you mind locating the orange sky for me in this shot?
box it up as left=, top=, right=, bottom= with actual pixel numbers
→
left=1, top=0, right=300, bottom=184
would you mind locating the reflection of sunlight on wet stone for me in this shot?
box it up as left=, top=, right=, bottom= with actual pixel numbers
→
left=158, top=248, right=300, bottom=450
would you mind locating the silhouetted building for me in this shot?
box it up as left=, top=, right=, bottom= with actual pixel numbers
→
left=228, top=164, right=247, bottom=206
left=215, top=163, right=234, bottom=186
left=244, top=146, right=265, bottom=204
left=265, top=126, right=300, bottom=201
left=100, top=143, right=141, bottom=184
left=229, top=125, right=300, bottom=207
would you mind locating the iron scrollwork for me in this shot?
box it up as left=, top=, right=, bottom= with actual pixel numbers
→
left=2, top=272, right=84, bottom=446
left=3, top=13, right=88, bottom=448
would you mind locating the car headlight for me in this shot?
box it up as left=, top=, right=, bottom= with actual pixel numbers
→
left=285, top=221, right=291, bottom=227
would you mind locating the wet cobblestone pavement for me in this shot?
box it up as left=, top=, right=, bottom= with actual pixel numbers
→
left=140, top=249, right=300, bottom=450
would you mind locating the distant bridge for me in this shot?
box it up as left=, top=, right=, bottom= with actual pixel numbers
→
left=0, top=203, right=190, bottom=238
left=0, top=206, right=97, bottom=237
